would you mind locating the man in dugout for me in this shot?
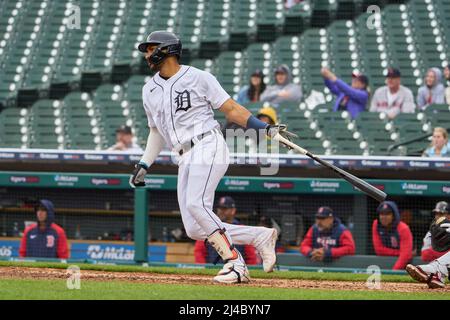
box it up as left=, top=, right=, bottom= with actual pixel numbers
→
left=19, top=199, right=69, bottom=259
left=300, top=206, right=355, bottom=262
left=372, top=201, right=413, bottom=270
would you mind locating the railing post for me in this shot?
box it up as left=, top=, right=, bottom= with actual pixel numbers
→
left=134, top=188, right=148, bottom=263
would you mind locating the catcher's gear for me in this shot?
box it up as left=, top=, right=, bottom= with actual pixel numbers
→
left=129, top=161, right=149, bottom=188
left=137, top=30, right=182, bottom=65
left=266, top=124, right=298, bottom=148
left=430, top=216, right=450, bottom=252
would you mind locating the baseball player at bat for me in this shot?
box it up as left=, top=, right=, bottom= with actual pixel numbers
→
left=129, top=31, right=295, bottom=284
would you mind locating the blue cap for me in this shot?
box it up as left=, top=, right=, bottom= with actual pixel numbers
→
left=315, top=206, right=334, bottom=218
left=377, top=202, right=393, bottom=214
left=217, top=196, right=235, bottom=209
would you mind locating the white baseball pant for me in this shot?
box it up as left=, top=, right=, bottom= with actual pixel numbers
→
left=176, top=130, right=271, bottom=249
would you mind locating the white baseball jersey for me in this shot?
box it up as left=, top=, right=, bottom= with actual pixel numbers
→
left=142, top=65, right=230, bottom=150
left=139, top=64, right=271, bottom=268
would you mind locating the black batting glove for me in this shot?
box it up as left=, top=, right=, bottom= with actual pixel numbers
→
left=129, top=161, right=149, bottom=188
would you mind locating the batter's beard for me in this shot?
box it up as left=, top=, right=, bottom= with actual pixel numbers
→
left=147, top=58, right=161, bottom=72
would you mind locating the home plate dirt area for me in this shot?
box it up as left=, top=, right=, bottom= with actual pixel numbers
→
left=1, top=266, right=448, bottom=293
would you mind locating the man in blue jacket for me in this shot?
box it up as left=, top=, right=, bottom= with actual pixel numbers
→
left=19, top=199, right=69, bottom=259
left=321, top=67, right=369, bottom=119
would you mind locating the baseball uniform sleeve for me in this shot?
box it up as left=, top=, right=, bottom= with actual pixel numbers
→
left=142, top=86, right=156, bottom=127
left=201, top=71, right=230, bottom=109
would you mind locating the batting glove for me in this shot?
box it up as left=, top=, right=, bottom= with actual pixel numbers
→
left=129, top=161, right=149, bottom=188
left=266, top=124, right=298, bottom=148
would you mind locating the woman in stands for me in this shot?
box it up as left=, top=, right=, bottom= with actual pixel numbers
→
left=321, top=67, right=369, bottom=119
left=236, top=69, right=266, bottom=105
left=417, top=68, right=446, bottom=110
left=423, top=127, right=450, bottom=157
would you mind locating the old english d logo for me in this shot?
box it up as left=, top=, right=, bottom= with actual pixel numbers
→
left=174, top=90, right=192, bottom=113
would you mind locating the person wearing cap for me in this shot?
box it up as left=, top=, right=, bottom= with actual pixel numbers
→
left=108, top=125, right=143, bottom=152
left=260, top=64, right=303, bottom=107
left=443, top=63, right=450, bottom=105
left=372, top=201, right=413, bottom=270
left=246, top=106, right=279, bottom=153
left=236, top=70, right=267, bottom=105
left=19, top=199, right=69, bottom=259
left=300, top=207, right=355, bottom=262
left=417, top=67, right=446, bottom=110
left=321, top=67, right=369, bottom=119
left=421, top=201, right=450, bottom=262
left=194, top=196, right=257, bottom=265
left=370, top=67, right=416, bottom=119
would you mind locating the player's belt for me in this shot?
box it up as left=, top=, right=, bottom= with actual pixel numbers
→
left=178, top=128, right=221, bottom=156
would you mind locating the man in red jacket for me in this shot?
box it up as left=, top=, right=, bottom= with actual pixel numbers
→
left=19, top=199, right=69, bottom=259
left=300, top=207, right=355, bottom=262
left=194, top=196, right=257, bottom=265
left=421, top=201, right=450, bottom=262
left=372, top=201, right=413, bottom=270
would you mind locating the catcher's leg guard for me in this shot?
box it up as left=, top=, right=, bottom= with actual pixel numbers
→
left=206, top=228, right=239, bottom=262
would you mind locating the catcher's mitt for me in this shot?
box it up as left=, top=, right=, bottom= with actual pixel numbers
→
left=430, top=216, right=450, bottom=252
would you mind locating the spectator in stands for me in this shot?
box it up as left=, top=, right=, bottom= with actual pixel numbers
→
left=372, top=201, right=413, bottom=270
left=108, top=125, right=143, bottom=152
left=19, top=199, right=68, bottom=259
left=260, top=65, right=303, bottom=107
left=370, top=67, right=416, bottom=119
left=321, top=68, right=369, bottom=119
left=256, top=106, right=277, bottom=126
left=300, top=207, right=355, bottom=262
left=417, top=67, right=446, bottom=110
left=444, top=64, right=450, bottom=105
left=194, top=196, right=257, bottom=265
left=421, top=201, right=450, bottom=262
left=423, top=127, right=450, bottom=157
left=247, top=106, right=278, bottom=154
left=285, top=0, right=303, bottom=9
left=236, top=69, right=266, bottom=105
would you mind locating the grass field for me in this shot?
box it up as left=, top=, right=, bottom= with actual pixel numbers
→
left=0, top=261, right=449, bottom=300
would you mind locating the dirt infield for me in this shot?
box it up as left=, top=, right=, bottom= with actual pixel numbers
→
left=1, top=266, right=448, bottom=293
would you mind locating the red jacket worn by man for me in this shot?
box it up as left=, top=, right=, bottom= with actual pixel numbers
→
left=372, top=201, right=413, bottom=270
left=19, top=199, right=69, bottom=259
left=300, top=206, right=355, bottom=262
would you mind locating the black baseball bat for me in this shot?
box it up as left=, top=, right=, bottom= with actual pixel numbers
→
left=274, top=134, right=387, bottom=202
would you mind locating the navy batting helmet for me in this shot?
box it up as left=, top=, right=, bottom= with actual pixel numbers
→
left=137, top=31, right=182, bottom=65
